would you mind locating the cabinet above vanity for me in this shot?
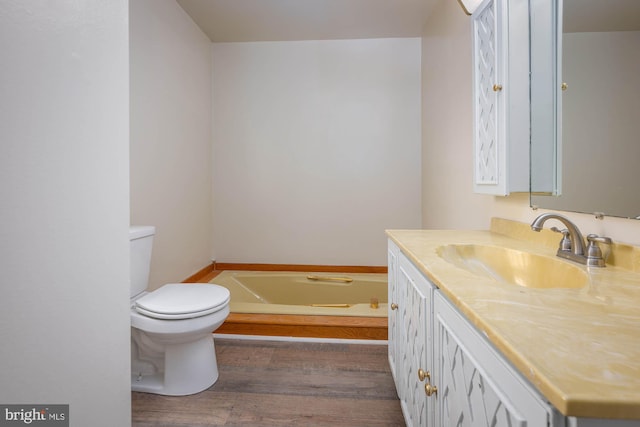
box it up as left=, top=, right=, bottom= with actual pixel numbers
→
left=471, top=0, right=530, bottom=195
left=387, top=219, right=640, bottom=426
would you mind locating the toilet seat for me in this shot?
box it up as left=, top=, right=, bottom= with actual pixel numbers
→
left=134, top=284, right=230, bottom=320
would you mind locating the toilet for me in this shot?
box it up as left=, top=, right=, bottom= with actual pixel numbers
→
left=129, top=226, right=230, bottom=396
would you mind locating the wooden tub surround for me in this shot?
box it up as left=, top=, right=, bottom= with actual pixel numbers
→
left=183, top=263, right=388, bottom=340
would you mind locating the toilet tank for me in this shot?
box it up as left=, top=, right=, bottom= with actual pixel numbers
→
left=129, top=226, right=156, bottom=298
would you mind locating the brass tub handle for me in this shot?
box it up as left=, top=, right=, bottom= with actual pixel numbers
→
left=310, top=303, right=351, bottom=308
left=306, top=275, right=353, bottom=283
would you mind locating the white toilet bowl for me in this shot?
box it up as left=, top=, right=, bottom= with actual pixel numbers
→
left=129, top=226, right=230, bottom=396
left=130, top=283, right=230, bottom=396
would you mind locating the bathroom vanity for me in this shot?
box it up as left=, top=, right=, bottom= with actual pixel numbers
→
left=387, top=219, right=640, bottom=427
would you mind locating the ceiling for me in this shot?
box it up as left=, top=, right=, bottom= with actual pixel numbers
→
left=176, top=0, right=640, bottom=43
left=176, top=0, right=437, bottom=42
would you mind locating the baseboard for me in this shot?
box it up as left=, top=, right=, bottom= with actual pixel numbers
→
left=213, top=333, right=388, bottom=345
left=181, top=262, right=217, bottom=283
left=212, top=262, right=387, bottom=274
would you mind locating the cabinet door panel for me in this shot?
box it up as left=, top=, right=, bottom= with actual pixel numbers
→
left=387, top=242, right=400, bottom=386
left=435, top=292, right=551, bottom=427
left=439, top=325, right=526, bottom=427
left=472, top=0, right=530, bottom=195
left=399, top=262, right=428, bottom=426
left=473, top=0, right=505, bottom=194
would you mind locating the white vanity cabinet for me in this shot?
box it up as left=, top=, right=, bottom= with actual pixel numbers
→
left=388, top=240, right=560, bottom=427
left=388, top=233, right=640, bottom=425
left=472, top=0, right=529, bottom=195
left=433, top=292, right=558, bottom=427
left=388, top=241, right=437, bottom=427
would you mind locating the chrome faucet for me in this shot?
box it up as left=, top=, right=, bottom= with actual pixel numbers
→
left=530, top=213, right=612, bottom=267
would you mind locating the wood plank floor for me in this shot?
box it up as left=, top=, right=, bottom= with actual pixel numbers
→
left=132, top=338, right=405, bottom=426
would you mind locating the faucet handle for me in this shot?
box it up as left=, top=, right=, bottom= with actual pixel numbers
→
left=587, top=234, right=612, bottom=245
left=586, top=234, right=613, bottom=267
left=551, top=227, right=572, bottom=252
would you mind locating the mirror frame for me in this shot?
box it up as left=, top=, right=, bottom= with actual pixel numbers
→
left=529, top=0, right=562, bottom=197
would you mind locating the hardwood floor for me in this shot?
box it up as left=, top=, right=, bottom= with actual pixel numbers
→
left=132, top=338, right=404, bottom=426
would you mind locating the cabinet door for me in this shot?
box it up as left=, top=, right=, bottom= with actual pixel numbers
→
left=472, top=0, right=530, bottom=195
left=398, top=256, right=435, bottom=427
left=434, top=292, right=552, bottom=427
left=472, top=0, right=507, bottom=195
left=387, top=240, right=401, bottom=387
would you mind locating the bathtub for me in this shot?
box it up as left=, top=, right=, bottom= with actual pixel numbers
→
left=211, top=270, right=388, bottom=318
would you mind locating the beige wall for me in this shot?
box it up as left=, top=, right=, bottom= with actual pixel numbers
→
left=421, top=0, right=640, bottom=246
left=130, top=0, right=640, bottom=284
left=211, top=38, right=422, bottom=266
left=130, top=0, right=213, bottom=289
left=0, top=2, right=131, bottom=425
left=421, top=0, right=498, bottom=230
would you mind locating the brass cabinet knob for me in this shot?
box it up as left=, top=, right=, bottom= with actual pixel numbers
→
left=390, top=303, right=398, bottom=310
left=425, top=383, right=438, bottom=397
left=493, top=84, right=503, bottom=92
left=419, top=369, right=437, bottom=397
left=561, top=82, right=568, bottom=91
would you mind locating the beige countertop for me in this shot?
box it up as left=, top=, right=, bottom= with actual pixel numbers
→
left=386, top=218, right=640, bottom=420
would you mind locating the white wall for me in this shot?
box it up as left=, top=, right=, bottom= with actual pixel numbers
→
left=212, top=38, right=422, bottom=266
left=421, top=0, right=640, bottom=246
left=130, top=0, right=213, bottom=289
left=0, top=2, right=131, bottom=426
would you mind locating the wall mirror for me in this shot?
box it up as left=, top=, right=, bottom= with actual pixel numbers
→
left=529, top=0, right=640, bottom=219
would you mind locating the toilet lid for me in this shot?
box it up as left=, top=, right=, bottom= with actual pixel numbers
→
left=135, top=283, right=230, bottom=320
